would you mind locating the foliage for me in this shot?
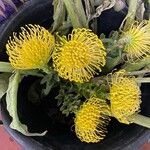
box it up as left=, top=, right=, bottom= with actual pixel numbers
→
left=6, top=71, right=47, bottom=136
left=56, top=82, right=82, bottom=116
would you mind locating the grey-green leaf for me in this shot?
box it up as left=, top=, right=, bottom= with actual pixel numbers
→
left=0, top=73, right=10, bottom=99
left=52, top=0, right=66, bottom=32
left=6, top=71, right=47, bottom=136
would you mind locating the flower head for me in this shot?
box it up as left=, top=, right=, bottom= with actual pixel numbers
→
left=109, top=70, right=141, bottom=124
left=53, top=28, right=106, bottom=83
left=75, top=97, right=110, bottom=143
left=121, top=21, right=150, bottom=62
left=6, top=24, right=55, bottom=70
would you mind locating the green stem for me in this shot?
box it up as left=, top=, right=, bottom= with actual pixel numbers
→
left=137, top=78, right=150, bottom=83
left=123, top=0, right=138, bottom=30
left=0, top=62, right=45, bottom=77
left=63, top=0, right=82, bottom=28
left=131, top=114, right=150, bottom=128
left=20, top=70, right=44, bottom=77
left=123, top=57, right=150, bottom=72
left=41, top=66, right=52, bottom=74
left=128, top=70, right=150, bottom=76
left=0, top=62, right=13, bottom=72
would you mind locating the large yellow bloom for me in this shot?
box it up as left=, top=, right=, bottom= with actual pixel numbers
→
left=121, top=20, right=150, bottom=62
left=53, top=28, right=106, bottom=83
left=109, top=70, right=141, bottom=124
left=6, top=24, right=55, bottom=70
left=75, top=97, right=110, bottom=143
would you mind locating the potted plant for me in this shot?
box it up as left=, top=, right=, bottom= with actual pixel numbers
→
left=0, top=0, right=150, bottom=150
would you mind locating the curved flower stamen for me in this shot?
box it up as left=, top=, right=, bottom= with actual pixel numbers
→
left=53, top=28, right=106, bottom=83
left=6, top=24, right=55, bottom=70
left=75, top=97, right=110, bottom=143
left=121, top=20, right=150, bottom=62
left=109, top=70, right=141, bottom=124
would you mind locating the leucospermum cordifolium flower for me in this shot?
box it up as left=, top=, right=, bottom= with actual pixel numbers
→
left=52, top=28, right=106, bottom=83
left=121, top=20, right=150, bottom=62
left=108, top=70, right=141, bottom=124
left=6, top=24, right=55, bottom=70
left=75, top=97, right=110, bottom=143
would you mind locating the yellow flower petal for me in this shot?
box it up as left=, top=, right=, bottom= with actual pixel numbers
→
left=6, top=24, right=55, bottom=70
left=53, top=28, right=106, bottom=83
left=122, top=20, right=150, bottom=62
left=109, top=70, right=141, bottom=124
left=75, top=97, right=110, bottom=143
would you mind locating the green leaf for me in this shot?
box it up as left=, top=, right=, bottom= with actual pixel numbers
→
left=110, top=31, right=119, bottom=40
left=74, top=0, right=88, bottom=28
left=0, top=62, right=13, bottom=73
left=56, top=82, right=82, bottom=116
left=52, top=0, right=66, bottom=32
left=102, top=55, right=122, bottom=73
left=63, top=0, right=83, bottom=28
left=6, top=71, right=47, bottom=136
left=99, top=33, right=106, bottom=39
left=0, top=73, right=11, bottom=99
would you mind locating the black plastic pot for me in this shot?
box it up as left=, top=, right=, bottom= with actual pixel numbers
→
left=0, top=1, right=150, bottom=150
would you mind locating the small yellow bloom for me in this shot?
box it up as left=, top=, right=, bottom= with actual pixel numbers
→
left=121, top=20, right=150, bottom=62
left=6, top=24, right=55, bottom=70
left=53, top=28, right=106, bottom=83
left=109, top=70, right=141, bottom=124
left=75, top=97, right=110, bottom=143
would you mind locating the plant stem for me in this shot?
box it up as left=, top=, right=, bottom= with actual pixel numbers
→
left=123, top=57, right=150, bottom=72
left=41, top=66, right=52, bottom=74
left=123, top=0, right=138, bottom=30
left=0, top=62, right=45, bottom=77
left=128, top=70, right=150, bottom=76
left=131, top=114, right=150, bottom=128
left=20, top=70, right=44, bottom=77
left=136, top=78, right=150, bottom=83
left=0, top=62, right=13, bottom=72
left=63, top=0, right=82, bottom=28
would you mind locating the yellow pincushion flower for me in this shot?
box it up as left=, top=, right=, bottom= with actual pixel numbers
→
left=75, top=97, right=110, bottom=143
left=53, top=28, right=106, bottom=83
left=109, top=70, right=141, bottom=124
left=121, top=20, right=150, bottom=62
left=6, top=24, right=55, bottom=70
